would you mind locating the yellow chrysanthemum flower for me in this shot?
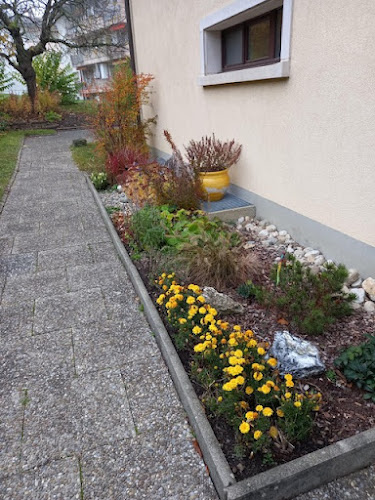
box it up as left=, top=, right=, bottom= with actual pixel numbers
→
left=186, top=296, right=196, bottom=305
left=227, top=365, right=244, bottom=376
left=258, top=384, right=271, bottom=395
left=267, top=357, right=278, bottom=368
left=294, top=401, right=302, bottom=408
left=217, top=396, right=223, bottom=402
left=178, top=318, right=187, bottom=324
left=239, top=421, right=250, bottom=434
left=276, top=409, right=284, bottom=417
left=233, top=325, right=241, bottom=331
left=269, top=426, right=278, bottom=439
left=262, top=407, right=274, bottom=417
left=255, top=405, right=263, bottom=412
left=254, top=430, right=263, bottom=440
left=194, top=343, right=206, bottom=353
left=286, top=380, right=295, bottom=388
left=245, top=411, right=258, bottom=421
left=198, top=307, right=206, bottom=315
left=285, top=392, right=292, bottom=399
left=253, top=372, right=263, bottom=381
left=197, top=296, right=205, bottom=303
left=245, top=386, right=254, bottom=395
left=257, top=347, right=266, bottom=356
left=285, top=374, right=293, bottom=381
left=192, top=326, right=202, bottom=335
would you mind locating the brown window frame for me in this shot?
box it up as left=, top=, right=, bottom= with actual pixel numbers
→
left=222, top=7, right=282, bottom=72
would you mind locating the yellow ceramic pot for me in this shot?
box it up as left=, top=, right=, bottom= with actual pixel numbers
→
left=199, top=169, right=230, bottom=202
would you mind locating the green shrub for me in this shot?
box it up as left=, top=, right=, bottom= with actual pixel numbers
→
left=90, top=172, right=109, bottom=191
left=131, top=206, right=167, bottom=251
left=237, top=280, right=256, bottom=299
left=33, top=51, right=81, bottom=104
left=335, top=335, right=375, bottom=402
left=44, top=110, right=62, bottom=122
left=256, top=255, right=355, bottom=335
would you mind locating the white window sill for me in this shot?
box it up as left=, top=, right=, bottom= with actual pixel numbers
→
left=198, top=60, right=289, bottom=86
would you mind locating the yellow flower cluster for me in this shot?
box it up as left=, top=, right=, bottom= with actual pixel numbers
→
left=156, top=274, right=321, bottom=451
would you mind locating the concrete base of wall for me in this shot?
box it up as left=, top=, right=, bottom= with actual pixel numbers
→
left=229, top=184, right=375, bottom=278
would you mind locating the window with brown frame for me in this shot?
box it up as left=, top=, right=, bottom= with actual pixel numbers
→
left=222, top=8, right=283, bottom=71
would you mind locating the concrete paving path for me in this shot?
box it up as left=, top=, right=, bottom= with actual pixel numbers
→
left=0, top=131, right=217, bottom=499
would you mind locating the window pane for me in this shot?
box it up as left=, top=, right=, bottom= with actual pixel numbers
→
left=224, top=26, right=243, bottom=66
left=248, top=18, right=271, bottom=61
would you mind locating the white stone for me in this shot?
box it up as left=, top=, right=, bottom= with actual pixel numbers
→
left=279, top=230, right=287, bottom=236
left=271, top=231, right=279, bottom=238
left=117, top=185, right=123, bottom=192
left=305, top=250, right=320, bottom=258
left=266, top=224, right=277, bottom=232
left=287, top=245, right=294, bottom=254
left=278, top=235, right=286, bottom=243
left=314, top=256, right=326, bottom=267
left=364, top=301, right=375, bottom=313
left=351, top=288, right=365, bottom=304
left=245, top=223, right=255, bottom=232
left=351, top=302, right=361, bottom=310
left=237, top=216, right=245, bottom=224
left=342, top=285, right=350, bottom=294
left=351, top=278, right=362, bottom=288
left=258, top=229, right=269, bottom=239
left=303, top=247, right=314, bottom=255
left=345, top=269, right=360, bottom=286
left=362, top=277, right=375, bottom=302
left=269, top=331, right=325, bottom=378
left=294, top=250, right=304, bottom=259
left=259, top=219, right=268, bottom=228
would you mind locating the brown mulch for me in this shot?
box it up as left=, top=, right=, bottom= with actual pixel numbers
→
left=112, top=215, right=375, bottom=480
left=7, top=111, right=90, bottom=130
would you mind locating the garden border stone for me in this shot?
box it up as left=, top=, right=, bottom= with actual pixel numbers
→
left=86, top=175, right=375, bottom=500
left=0, top=136, right=25, bottom=215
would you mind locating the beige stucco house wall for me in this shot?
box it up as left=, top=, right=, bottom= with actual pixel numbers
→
left=129, top=0, right=375, bottom=276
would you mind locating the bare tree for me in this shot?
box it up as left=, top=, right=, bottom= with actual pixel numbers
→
left=0, top=0, right=126, bottom=111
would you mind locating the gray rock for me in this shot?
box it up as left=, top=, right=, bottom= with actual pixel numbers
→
left=245, top=223, right=255, bottom=232
left=310, top=266, right=320, bottom=275
left=305, top=250, right=320, bottom=258
left=351, top=288, right=365, bottom=304
left=351, top=302, right=361, bottom=311
left=351, top=278, right=362, bottom=288
left=258, top=229, right=269, bottom=239
left=364, top=301, right=375, bottom=313
left=279, top=230, right=288, bottom=237
left=259, top=219, right=268, bottom=228
left=342, top=285, right=350, bottom=294
left=266, top=224, right=277, bottom=232
left=269, top=331, right=325, bottom=378
left=362, top=277, right=375, bottom=301
left=271, top=231, right=279, bottom=238
left=202, top=287, right=245, bottom=315
left=345, top=269, right=360, bottom=286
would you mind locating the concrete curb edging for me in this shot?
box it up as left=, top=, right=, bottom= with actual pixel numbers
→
left=86, top=176, right=375, bottom=500
left=0, top=136, right=25, bottom=215
left=85, top=175, right=235, bottom=500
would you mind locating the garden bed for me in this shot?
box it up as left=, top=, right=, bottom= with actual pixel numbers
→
left=124, top=234, right=375, bottom=481
left=87, top=178, right=375, bottom=500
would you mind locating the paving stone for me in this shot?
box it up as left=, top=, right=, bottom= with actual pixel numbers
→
left=0, top=221, right=39, bottom=236
left=2, top=268, right=68, bottom=302
left=36, top=457, right=81, bottom=500
left=1, top=471, right=36, bottom=499
left=0, top=253, right=37, bottom=277
left=0, top=380, right=26, bottom=477
left=0, top=236, right=14, bottom=256
left=82, top=433, right=216, bottom=500
left=0, top=299, right=34, bottom=337
left=37, top=244, right=93, bottom=272
left=33, top=288, right=108, bottom=334
left=21, top=377, right=82, bottom=469
left=88, top=241, right=122, bottom=264
left=77, top=369, right=136, bottom=450
left=102, top=288, right=141, bottom=320
left=1, top=330, right=74, bottom=382
left=72, top=321, right=127, bottom=375
left=66, top=262, right=126, bottom=292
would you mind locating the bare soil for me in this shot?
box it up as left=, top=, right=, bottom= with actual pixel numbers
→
left=7, top=111, right=90, bottom=130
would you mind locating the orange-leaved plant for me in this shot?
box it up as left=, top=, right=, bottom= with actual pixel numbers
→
left=93, top=60, right=156, bottom=155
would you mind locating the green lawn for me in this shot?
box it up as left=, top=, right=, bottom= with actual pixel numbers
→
left=0, top=129, right=56, bottom=201
left=70, top=142, right=105, bottom=175
left=60, top=100, right=98, bottom=115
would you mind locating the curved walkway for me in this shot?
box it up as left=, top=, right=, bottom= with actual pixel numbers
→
left=0, top=131, right=216, bottom=499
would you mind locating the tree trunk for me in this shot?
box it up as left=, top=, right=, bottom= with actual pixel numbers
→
left=18, top=53, right=37, bottom=114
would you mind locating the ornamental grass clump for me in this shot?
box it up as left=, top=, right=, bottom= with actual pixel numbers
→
left=156, top=274, right=321, bottom=458
left=184, top=134, right=242, bottom=173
